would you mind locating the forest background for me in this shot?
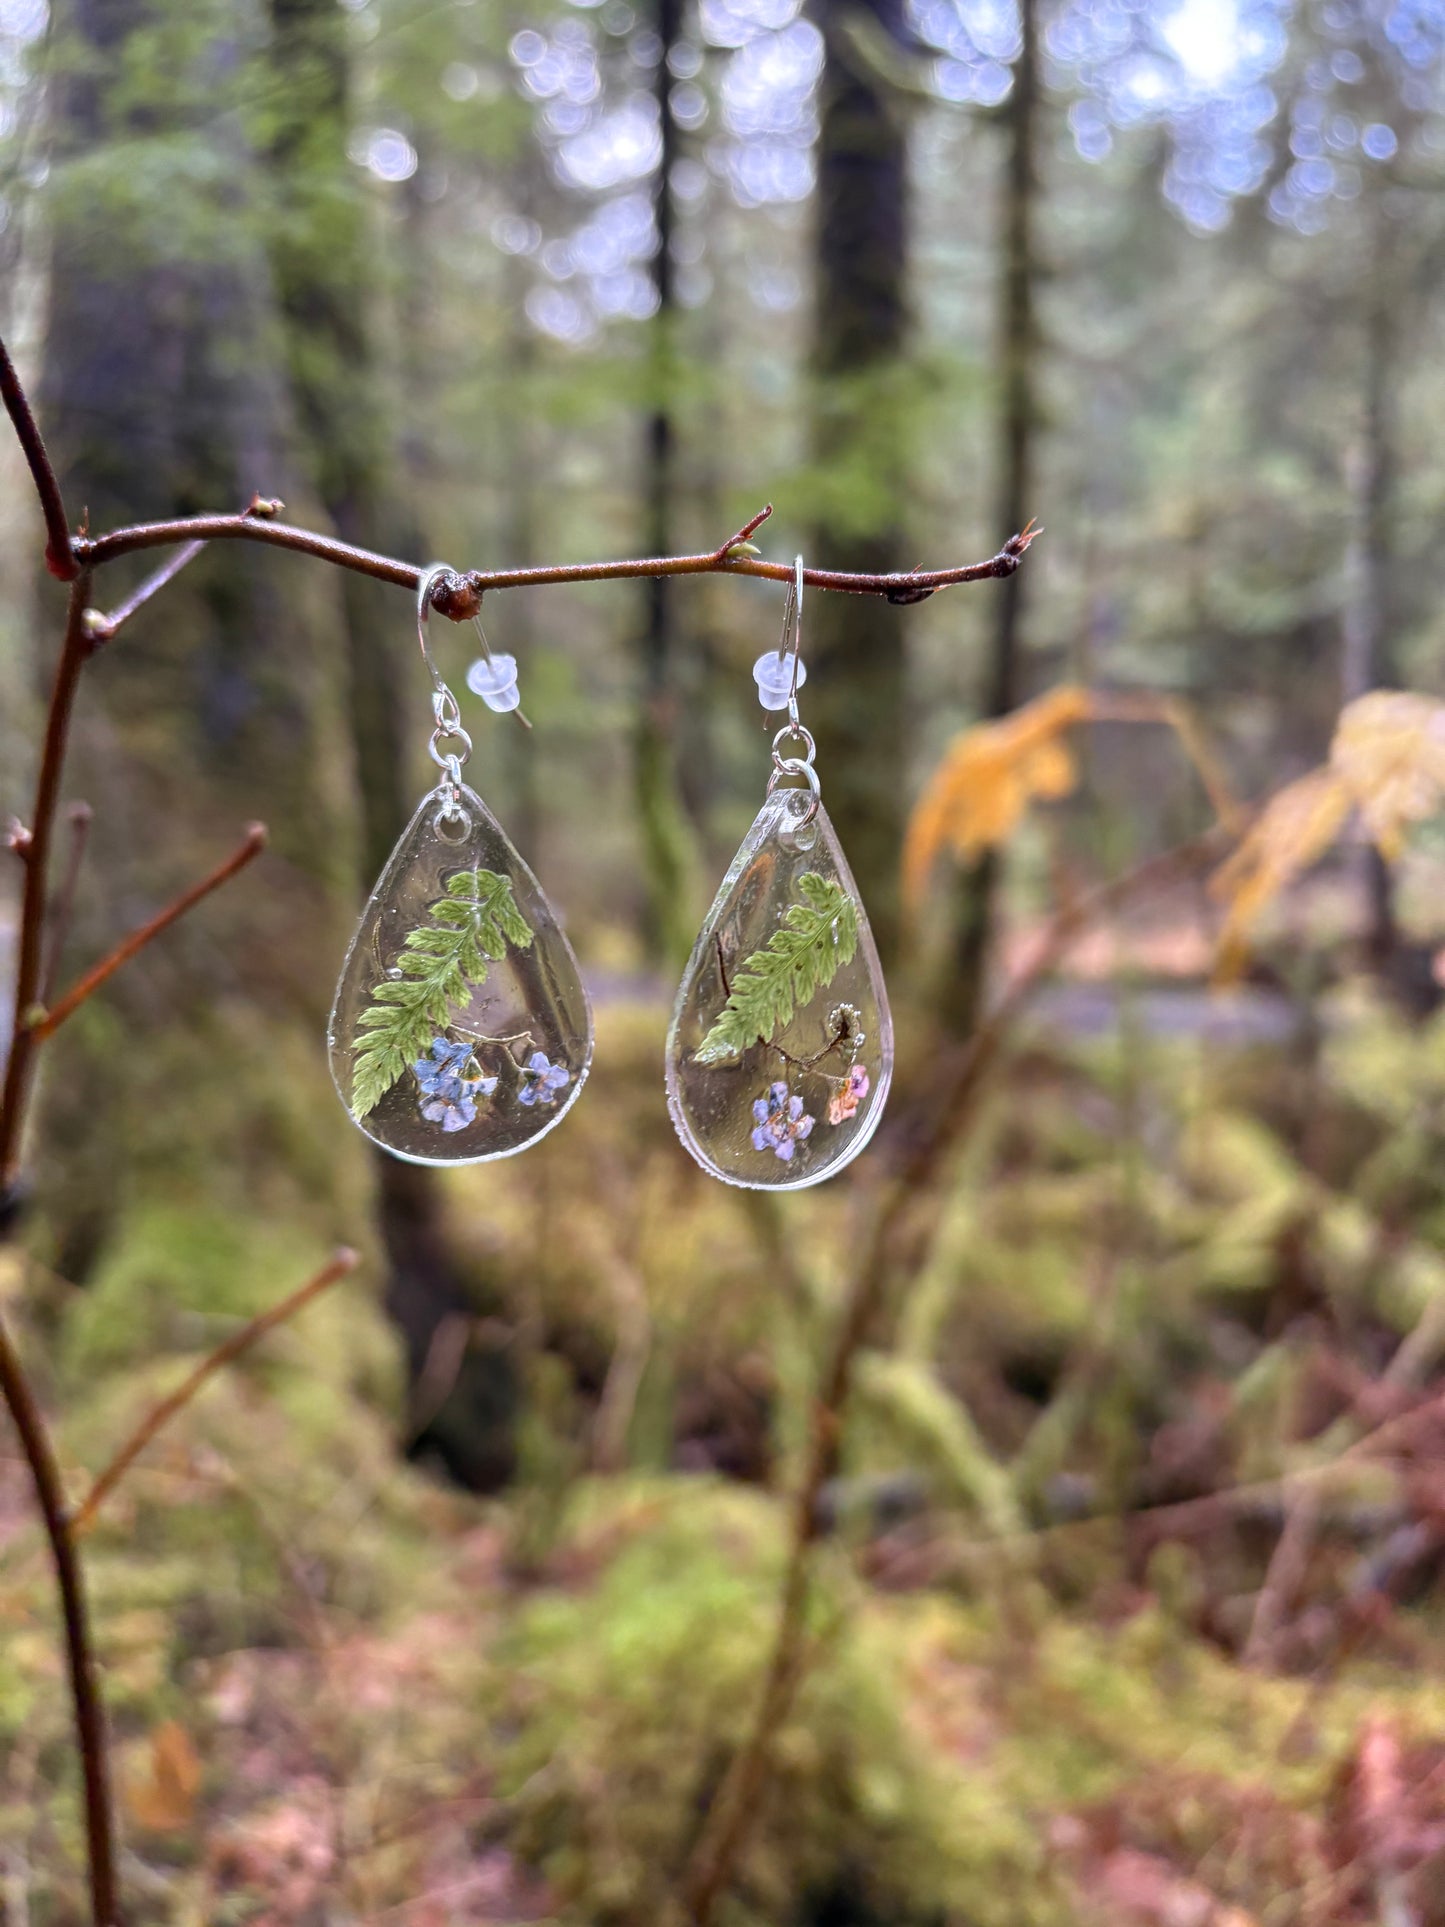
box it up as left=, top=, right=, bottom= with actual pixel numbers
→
left=5, top=0, right=1445, bottom=1920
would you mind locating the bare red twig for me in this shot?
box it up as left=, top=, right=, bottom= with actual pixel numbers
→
left=0, top=1312, right=118, bottom=1922
left=30, top=823, right=268, bottom=1042
left=72, top=1247, right=358, bottom=1534
left=74, top=504, right=1036, bottom=607
left=84, top=494, right=287, bottom=643
left=679, top=831, right=1227, bottom=1925
left=0, top=575, right=94, bottom=1195
left=41, top=801, right=93, bottom=1004
left=0, top=333, right=78, bottom=581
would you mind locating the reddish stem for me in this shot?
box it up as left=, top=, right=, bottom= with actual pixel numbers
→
left=0, top=1314, right=118, bottom=1921
left=0, top=333, right=77, bottom=581
left=32, top=824, right=269, bottom=1041
left=41, top=802, right=94, bottom=1004
left=72, top=1247, right=358, bottom=1533
left=74, top=508, right=1035, bottom=607
left=0, top=578, right=93, bottom=1194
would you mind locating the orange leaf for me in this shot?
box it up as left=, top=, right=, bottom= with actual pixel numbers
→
left=1330, top=690, right=1445, bottom=861
left=1210, top=768, right=1351, bottom=983
left=903, top=686, right=1094, bottom=909
left=125, top=1719, right=201, bottom=1834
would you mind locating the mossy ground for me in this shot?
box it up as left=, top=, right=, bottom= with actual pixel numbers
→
left=6, top=988, right=1445, bottom=1922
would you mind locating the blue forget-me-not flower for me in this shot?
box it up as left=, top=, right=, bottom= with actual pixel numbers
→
left=518, top=1050, right=571, bottom=1106
left=414, top=1036, right=497, bottom=1133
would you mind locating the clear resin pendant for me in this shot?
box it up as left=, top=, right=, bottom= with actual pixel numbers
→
left=666, top=787, right=893, bottom=1190
left=329, top=783, right=592, bottom=1165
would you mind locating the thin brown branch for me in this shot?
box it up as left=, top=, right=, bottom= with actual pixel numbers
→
left=31, top=824, right=268, bottom=1042
left=0, top=333, right=78, bottom=581
left=84, top=494, right=286, bottom=643
left=72, top=1247, right=358, bottom=1535
left=0, top=576, right=94, bottom=1198
left=716, top=503, right=776, bottom=556
left=73, top=507, right=1037, bottom=607
left=0, top=1310, right=118, bottom=1922
left=678, top=828, right=1227, bottom=1925
left=1089, top=692, right=1247, bottom=836
left=40, top=802, right=93, bottom=1005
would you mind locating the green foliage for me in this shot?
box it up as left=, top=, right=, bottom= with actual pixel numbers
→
left=495, top=1482, right=1051, bottom=1927
left=851, top=1350, right=1022, bottom=1535
left=696, top=873, right=859, bottom=1064
left=350, top=869, right=533, bottom=1119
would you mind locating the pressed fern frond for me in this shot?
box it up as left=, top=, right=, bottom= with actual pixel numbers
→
left=350, top=869, right=534, bottom=1119
left=695, top=872, right=858, bottom=1065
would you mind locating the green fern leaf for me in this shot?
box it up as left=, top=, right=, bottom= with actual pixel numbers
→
left=349, top=869, right=534, bottom=1119
left=695, top=872, right=858, bottom=1065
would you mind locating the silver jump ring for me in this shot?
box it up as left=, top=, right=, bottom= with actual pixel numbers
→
left=429, top=722, right=473, bottom=769
left=766, top=754, right=822, bottom=826
left=770, top=722, right=816, bottom=769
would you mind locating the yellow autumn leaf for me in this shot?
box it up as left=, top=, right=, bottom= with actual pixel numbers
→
left=125, top=1718, right=201, bottom=1834
left=1210, top=768, right=1352, bottom=983
left=1329, top=690, right=1445, bottom=861
left=1210, top=690, right=1445, bottom=977
left=903, top=686, right=1094, bottom=909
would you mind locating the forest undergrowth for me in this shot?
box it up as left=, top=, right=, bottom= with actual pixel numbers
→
left=7, top=975, right=1445, bottom=1925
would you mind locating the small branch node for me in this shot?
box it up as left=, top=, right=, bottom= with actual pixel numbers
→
left=716, top=503, right=775, bottom=562
left=1007, top=518, right=1043, bottom=556
left=6, top=819, right=33, bottom=858
left=434, top=571, right=485, bottom=622
left=245, top=495, right=285, bottom=520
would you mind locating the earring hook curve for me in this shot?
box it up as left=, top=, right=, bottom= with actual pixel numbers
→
left=418, top=561, right=531, bottom=730
left=775, top=554, right=805, bottom=729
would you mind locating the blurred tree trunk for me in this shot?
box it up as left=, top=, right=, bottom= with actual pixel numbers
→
left=501, top=232, right=543, bottom=872
left=35, top=0, right=370, bottom=1285
left=944, top=0, right=1040, bottom=1036
left=808, top=0, right=911, bottom=963
left=1341, top=199, right=1399, bottom=975
left=634, top=0, right=702, bottom=968
left=262, top=0, right=519, bottom=1477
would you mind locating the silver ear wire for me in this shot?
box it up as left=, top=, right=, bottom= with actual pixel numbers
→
left=780, top=554, right=804, bottom=728
left=754, top=554, right=808, bottom=715
left=415, top=562, right=455, bottom=701
left=418, top=563, right=530, bottom=729
left=764, top=556, right=818, bottom=827
left=415, top=564, right=472, bottom=817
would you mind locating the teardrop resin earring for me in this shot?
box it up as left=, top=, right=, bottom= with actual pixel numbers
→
left=665, top=559, right=893, bottom=1189
left=328, top=565, right=592, bottom=1165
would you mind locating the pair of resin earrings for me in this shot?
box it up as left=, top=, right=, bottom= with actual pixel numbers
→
left=327, top=561, right=893, bottom=1191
